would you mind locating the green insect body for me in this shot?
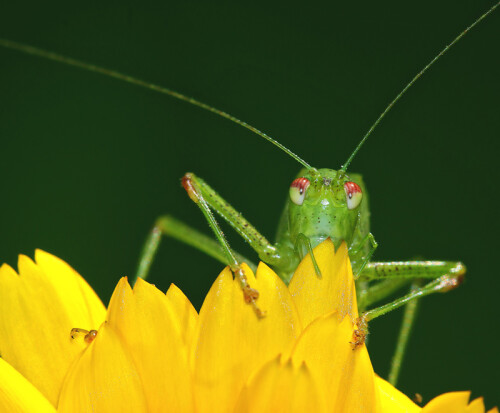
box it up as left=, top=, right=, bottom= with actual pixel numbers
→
left=164, top=116, right=465, bottom=384
left=0, top=1, right=496, bottom=387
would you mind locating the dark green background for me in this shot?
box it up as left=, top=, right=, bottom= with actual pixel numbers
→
left=1, top=0, right=498, bottom=407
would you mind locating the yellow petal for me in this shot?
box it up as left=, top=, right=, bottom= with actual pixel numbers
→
left=192, top=263, right=301, bottom=413
left=291, top=311, right=380, bottom=413
left=421, top=394, right=495, bottom=413
left=466, top=397, right=485, bottom=413
left=57, top=318, right=148, bottom=412
left=0, top=252, right=106, bottom=406
left=422, top=391, right=470, bottom=413
left=234, top=356, right=326, bottom=413
left=376, top=376, right=420, bottom=413
left=165, top=283, right=198, bottom=350
left=0, top=358, right=55, bottom=413
left=289, top=240, right=358, bottom=328
left=35, top=250, right=105, bottom=326
left=106, top=278, right=194, bottom=412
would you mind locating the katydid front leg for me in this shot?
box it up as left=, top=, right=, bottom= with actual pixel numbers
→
left=136, top=171, right=303, bottom=316
left=356, top=260, right=465, bottom=309
left=134, top=172, right=302, bottom=311
left=181, top=173, right=266, bottom=317
left=180, top=173, right=303, bottom=280
left=349, top=232, right=378, bottom=277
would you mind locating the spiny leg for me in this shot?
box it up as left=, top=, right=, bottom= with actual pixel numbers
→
left=182, top=173, right=265, bottom=317
left=180, top=172, right=302, bottom=280
left=134, top=215, right=256, bottom=283
left=362, top=269, right=464, bottom=323
left=359, top=260, right=465, bottom=282
left=356, top=260, right=465, bottom=381
left=357, top=260, right=465, bottom=310
left=181, top=173, right=292, bottom=265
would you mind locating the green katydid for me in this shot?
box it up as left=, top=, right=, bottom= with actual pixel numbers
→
left=0, top=1, right=497, bottom=387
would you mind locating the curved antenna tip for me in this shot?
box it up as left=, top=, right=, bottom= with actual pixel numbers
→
left=341, top=1, right=499, bottom=172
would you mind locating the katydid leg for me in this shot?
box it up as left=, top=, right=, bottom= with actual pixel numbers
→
left=363, top=269, right=464, bottom=322
left=295, top=233, right=322, bottom=278
left=357, top=260, right=464, bottom=308
left=182, top=172, right=300, bottom=278
left=359, top=260, right=465, bottom=282
left=357, top=278, right=409, bottom=310
left=349, top=232, right=378, bottom=308
left=134, top=215, right=256, bottom=283
left=388, top=281, right=421, bottom=387
left=356, top=260, right=465, bottom=382
left=182, top=173, right=265, bottom=317
left=350, top=232, right=378, bottom=277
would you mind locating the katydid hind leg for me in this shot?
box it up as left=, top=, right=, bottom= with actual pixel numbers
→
left=134, top=215, right=256, bottom=284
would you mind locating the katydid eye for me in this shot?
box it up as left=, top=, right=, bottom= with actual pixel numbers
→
left=290, top=177, right=310, bottom=205
left=344, top=181, right=362, bottom=209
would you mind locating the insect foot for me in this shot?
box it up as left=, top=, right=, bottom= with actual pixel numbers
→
left=181, top=173, right=200, bottom=203
left=436, top=275, right=464, bottom=293
left=437, top=264, right=465, bottom=293
left=234, top=267, right=267, bottom=319
left=350, top=316, right=368, bottom=350
left=413, top=393, right=423, bottom=405
left=70, top=328, right=98, bottom=344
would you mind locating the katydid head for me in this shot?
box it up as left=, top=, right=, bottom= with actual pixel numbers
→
left=287, top=168, right=365, bottom=252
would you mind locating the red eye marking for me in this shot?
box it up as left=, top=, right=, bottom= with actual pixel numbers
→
left=344, top=181, right=362, bottom=199
left=290, top=177, right=310, bottom=194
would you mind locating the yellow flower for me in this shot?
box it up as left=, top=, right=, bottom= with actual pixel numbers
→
left=0, top=241, right=496, bottom=412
